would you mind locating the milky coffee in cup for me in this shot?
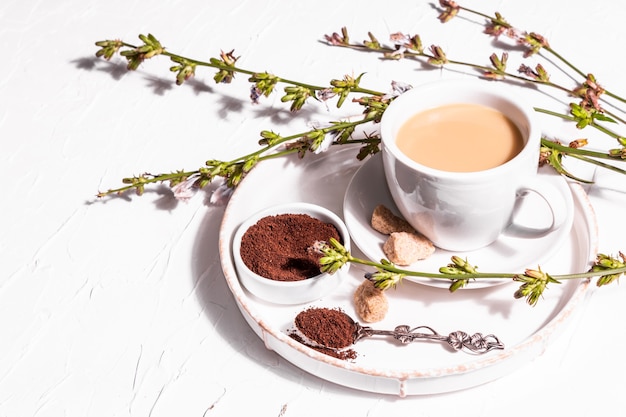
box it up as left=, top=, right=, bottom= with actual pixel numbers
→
left=380, top=79, right=569, bottom=252
left=396, top=103, right=525, bottom=172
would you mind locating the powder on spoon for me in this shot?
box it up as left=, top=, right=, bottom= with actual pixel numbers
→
left=290, top=307, right=358, bottom=360
left=294, top=307, right=356, bottom=349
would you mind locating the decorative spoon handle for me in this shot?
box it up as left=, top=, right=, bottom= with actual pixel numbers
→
left=354, top=324, right=504, bottom=354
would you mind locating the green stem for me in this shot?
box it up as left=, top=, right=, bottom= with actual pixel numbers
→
left=236, top=115, right=378, bottom=160
left=456, top=5, right=626, bottom=105
left=568, top=153, right=626, bottom=176
left=348, top=255, right=517, bottom=280
left=457, top=5, right=494, bottom=22
left=329, top=39, right=574, bottom=97
left=541, top=138, right=624, bottom=161
left=96, top=170, right=199, bottom=197
left=534, top=107, right=625, bottom=140
left=98, top=115, right=378, bottom=197
left=443, top=58, right=573, bottom=94
left=456, top=6, right=589, bottom=79
left=534, top=102, right=626, bottom=126
left=348, top=253, right=626, bottom=282
left=121, top=41, right=384, bottom=97
left=604, top=90, right=626, bottom=105
left=543, top=46, right=586, bottom=79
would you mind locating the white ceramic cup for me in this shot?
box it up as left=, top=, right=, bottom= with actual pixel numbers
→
left=380, top=79, right=569, bottom=252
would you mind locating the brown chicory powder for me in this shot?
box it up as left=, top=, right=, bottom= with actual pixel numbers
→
left=240, top=213, right=341, bottom=281
left=294, top=307, right=356, bottom=349
left=289, top=332, right=357, bottom=361
left=290, top=307, right=358, bottom=360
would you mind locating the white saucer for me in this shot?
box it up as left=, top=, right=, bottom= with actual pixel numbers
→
left=343, top=153, right=575, bottom=289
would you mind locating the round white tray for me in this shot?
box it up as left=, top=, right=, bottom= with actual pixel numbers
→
left=218, top=145, right=597, bottom=396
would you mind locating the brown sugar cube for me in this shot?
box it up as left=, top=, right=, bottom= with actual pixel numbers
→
left=353, top=280, right=388, bottom=323
left=382, top=232, right=435, bottom=266
left=371, top=204, right=415, bottom=235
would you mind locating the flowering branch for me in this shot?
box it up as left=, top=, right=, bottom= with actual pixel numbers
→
left=94, top=1, right=626, bottom=200
left=94, top=34, right=393, bottom=198
left=325, top=25, right=626, bottom=128
left=96, top=116, right=382, bottom=198
left=539, top=138, right=626, bottom=183
left=318, top=238, right=626, bottom=307
left=95, top=35, right=383, bottom=111
left=324, top=27, right=626, bottom=178
left=323, top=27, right=570, bottom=93
left=438, top=0, right=626, bottom=105
left=323, top=2, right=626, bottom=182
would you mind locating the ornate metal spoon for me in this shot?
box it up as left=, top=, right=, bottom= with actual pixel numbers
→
left=294, top=308, right=504, bottom=354
left=353, top=322, right=505, bottom=354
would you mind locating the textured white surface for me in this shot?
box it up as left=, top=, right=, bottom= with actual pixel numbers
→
left=1, top=0, right=625, bottom=415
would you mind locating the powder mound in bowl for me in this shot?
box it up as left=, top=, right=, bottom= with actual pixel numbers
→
left=239, top=213, right=342, bottom=282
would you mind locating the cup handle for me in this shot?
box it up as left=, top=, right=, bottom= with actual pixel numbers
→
left=505, top=176, right=572, bottom=239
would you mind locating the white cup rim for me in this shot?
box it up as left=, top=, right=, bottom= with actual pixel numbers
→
left=380, top=78, right=539, bottom=181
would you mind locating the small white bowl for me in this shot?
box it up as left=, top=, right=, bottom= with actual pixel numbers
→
left=232, top=203, right=351, bottom=305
